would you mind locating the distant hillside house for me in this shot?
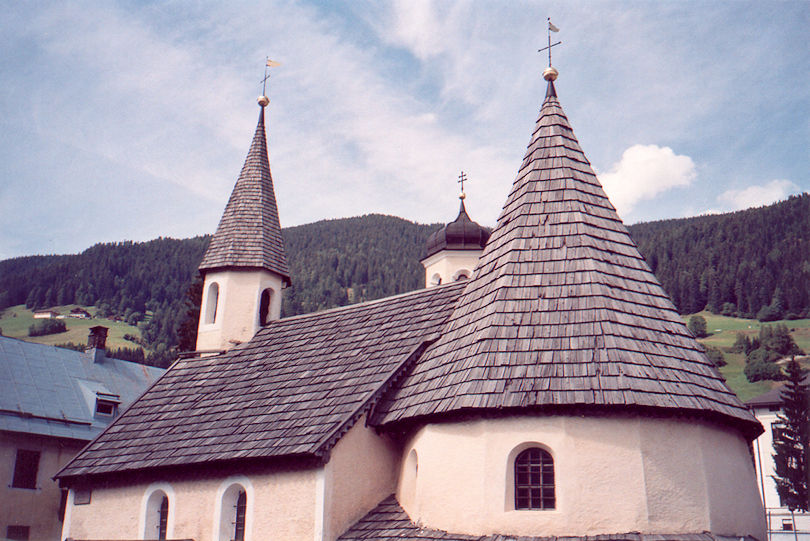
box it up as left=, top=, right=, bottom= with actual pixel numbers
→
left=32, top=309, right=59, bottom=319
left=0, top=327, right=163, bottom=541
left=748, top=384, right=810, bottom=539
left=57, top=67, right=766, bottom=541
left=68, top=308, right=91, bottom=319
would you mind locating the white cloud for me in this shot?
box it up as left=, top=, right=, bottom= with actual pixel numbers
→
left=599, top=144, right=696, bottom=218
left=718, top=179, right=800, bottom=211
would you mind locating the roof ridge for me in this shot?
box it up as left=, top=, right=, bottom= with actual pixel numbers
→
left=269, top=281, right=467, bottom=325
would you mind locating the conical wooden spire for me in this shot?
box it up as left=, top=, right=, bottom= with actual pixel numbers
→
left=377, top=79, right=760, bottom=437
left=199, top=105, right=290, bottom=284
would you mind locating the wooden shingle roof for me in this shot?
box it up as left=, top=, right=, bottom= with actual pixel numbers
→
left=374, top=80, right=761, bottom=438
left=56, top=282, right=464, bottom=480
left=337, top=495, right=758, bottom=541
left=198, top=105, right=290, bottom=283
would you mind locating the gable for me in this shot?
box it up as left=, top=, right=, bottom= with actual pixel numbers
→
left=56, top=282, right=464, bottom=480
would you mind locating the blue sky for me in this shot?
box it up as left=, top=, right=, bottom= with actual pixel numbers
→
left=1, top=1, right=808, bottom=259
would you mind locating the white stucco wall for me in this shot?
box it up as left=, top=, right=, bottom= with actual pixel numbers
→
left=397, top=414, right=765, bottom=539
left=197, top=268, right=284, bottom=351
left=422, top=250, right=481, bottom=287
left=323, top=416, right=400, bottom=541
left=64, top=466, right=319, bottom=541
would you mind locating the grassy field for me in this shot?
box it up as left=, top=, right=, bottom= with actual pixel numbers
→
left=682, top=311, right=810, bottom=402
left=0, top=304, right=146, bottom=352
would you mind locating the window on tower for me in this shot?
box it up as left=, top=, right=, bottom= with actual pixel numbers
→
left=205, top=282, right=219, bottom=324
left=514, top=447, right=555, bottom=510
left=259, top=288, right=273, bottom=326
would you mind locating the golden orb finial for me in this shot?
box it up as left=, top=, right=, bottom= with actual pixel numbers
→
left=257, top=95, right=270, bottom=107
left=543, top=66, right=558, bottom=81
left=459, top=192, right=466, bottom=200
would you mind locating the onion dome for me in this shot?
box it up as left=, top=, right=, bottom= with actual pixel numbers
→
left=423, top=200, right=490, bottom=260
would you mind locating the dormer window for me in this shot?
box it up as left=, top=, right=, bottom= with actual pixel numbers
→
left=95, top=392, right=120, bottom=417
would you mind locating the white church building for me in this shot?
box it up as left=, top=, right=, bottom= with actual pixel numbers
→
left=57, top=64, right=766, bottom=541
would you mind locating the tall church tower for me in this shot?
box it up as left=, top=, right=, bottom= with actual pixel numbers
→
left=196, top=94, right=291, bottom=351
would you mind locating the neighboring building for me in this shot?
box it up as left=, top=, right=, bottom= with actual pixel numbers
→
left=0, top=328, right=164, bottom=541
left=68, top=308, right=91, bottom=320
left=32, top=310, right=59, bottom=319
left=57, top=66, right=766, bottom=541
left=748, top=383, right=810, bottom=539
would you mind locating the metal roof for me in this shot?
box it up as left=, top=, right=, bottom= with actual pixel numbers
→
left=0, top=335, right=164, bottom=442
left=423, top=200, right=490, bottom=260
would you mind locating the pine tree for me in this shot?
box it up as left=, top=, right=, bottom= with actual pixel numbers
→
left=773, top=359, right=810, bottom=511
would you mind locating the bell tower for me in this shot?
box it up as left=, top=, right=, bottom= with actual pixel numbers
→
left=421, top=172, right=490, bottom=287
left=196, top=92, right=291, bottom=351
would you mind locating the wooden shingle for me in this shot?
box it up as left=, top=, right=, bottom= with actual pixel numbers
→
left=198, top=105, right=290, bottom=283
left=373, top=80, right=760, bottom=438
left=56, top=282, right=465, bottom=480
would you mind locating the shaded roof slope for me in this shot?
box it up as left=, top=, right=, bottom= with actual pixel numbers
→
left=423, top=200, right=491, bottom=260
left=56, top=282, right=464, bottom=479
left=337, top=495, right=757, bottom=541
left=0, top=336, right=163, bottom=441
left=375, top=79, right=760, bottom=437
left=198, top=104, right=290, bottom=283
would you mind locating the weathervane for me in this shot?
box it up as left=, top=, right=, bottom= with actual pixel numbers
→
left=259, top=58, right=282, bottom=105
left=458, top=171, right=468, bottom=200
left=538, top=18, right=561, bottom=67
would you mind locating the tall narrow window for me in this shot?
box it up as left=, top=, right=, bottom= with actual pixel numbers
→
left=205, top=282, right=219, bottom=324
left=218, top=483, right=248, bottom=541
left=514, top=447, right=555, bottom=509
left=143, top=488, right=170, bottom=540
left=11, top=449, right=39, bottom=489
left=259, top=288, right=272, bottom=326
left=234, top=490, right=247, bottom=541
left=158, top=495, right=169, bottom=540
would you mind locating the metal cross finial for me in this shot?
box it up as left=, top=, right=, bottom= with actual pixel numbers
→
left=538, top=18, right=561, bottom=67
left=458, top=171, right=467, bottom=197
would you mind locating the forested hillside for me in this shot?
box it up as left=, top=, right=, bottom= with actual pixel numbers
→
left=1, top=195, right=809, bottom=364
left=282, top=215, right=440, bottom=315
left=628, top=193, right=810, bottom=320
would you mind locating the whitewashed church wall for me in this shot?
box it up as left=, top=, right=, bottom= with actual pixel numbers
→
left=197, top=268, right=284, bottom=351
left=323, top=416, right=400, bottom=541
left=422, top=250, right=481, bottom=287
left=397, top=414, right=765, bottom=539
left=64, top=466, right=319, bottom=541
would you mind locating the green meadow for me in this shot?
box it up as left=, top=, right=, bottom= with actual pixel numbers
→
left=683, top=311, right=810, bottom=402
left=0, top=304, right=147, bottom=352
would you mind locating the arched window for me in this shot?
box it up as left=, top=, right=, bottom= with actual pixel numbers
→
left=143, top=488, right=171, bottom=540
left=218, top=483, right=248, bottom=541
left=205, top=282, right=219, bottom=324
left=452, top=269, right=470, bottom=281
left=514, top=447, right=555, bottom=510
left=429, top=273, right=442, bottom=286
left=259, top=288, right=273, bottom=326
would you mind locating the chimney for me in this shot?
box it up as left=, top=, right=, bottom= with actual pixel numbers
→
left=87, top=326, right=108, bottom=363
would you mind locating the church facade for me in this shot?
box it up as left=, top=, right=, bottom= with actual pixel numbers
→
left=57, top=66, right=766, bottom=541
